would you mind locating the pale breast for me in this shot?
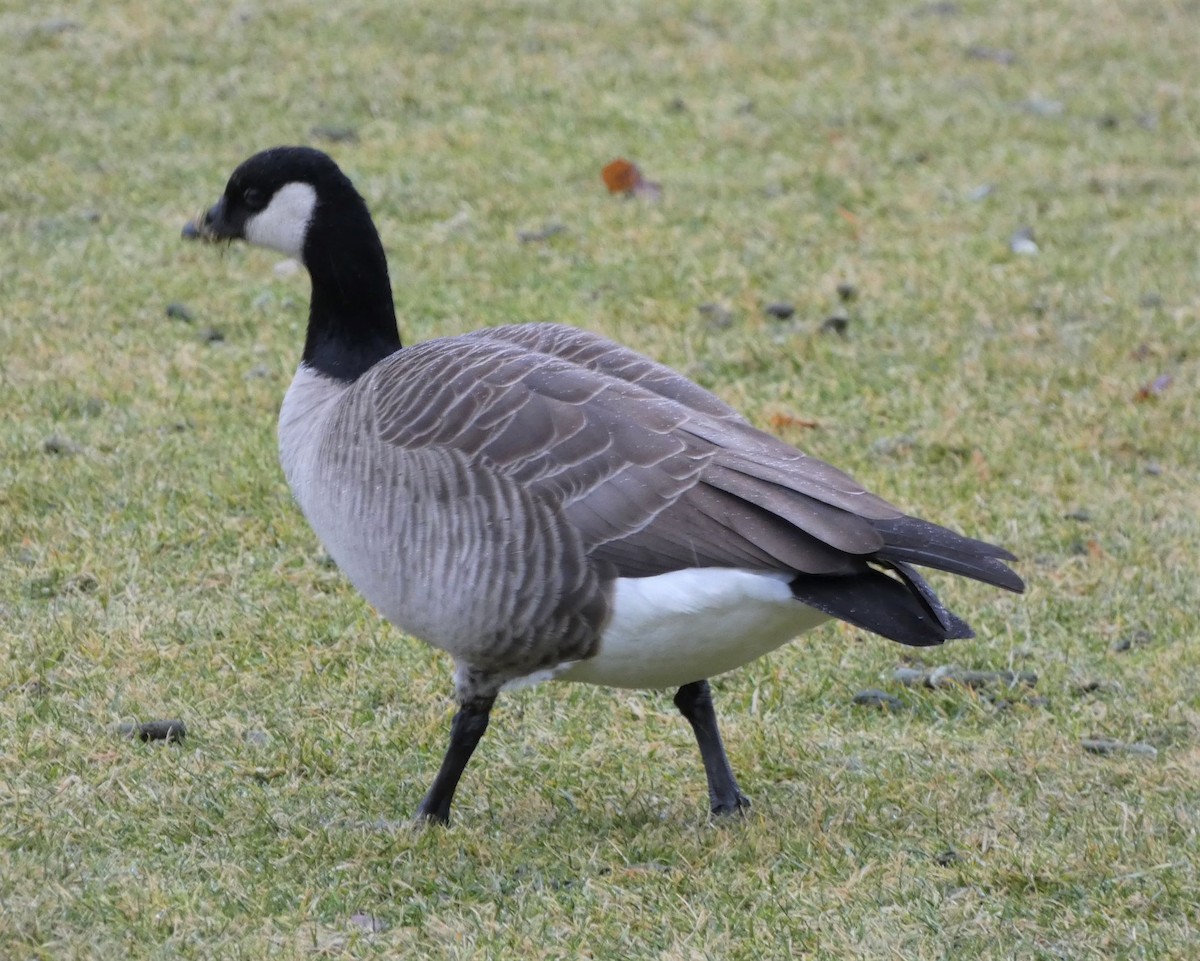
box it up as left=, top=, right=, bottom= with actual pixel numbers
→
left=277, top=364, right=606, bottom=677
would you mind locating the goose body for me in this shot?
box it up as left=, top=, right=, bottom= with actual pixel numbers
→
left=186, top=146, right=1023, bottom=823
left=280, top=358, right=830, bottom=692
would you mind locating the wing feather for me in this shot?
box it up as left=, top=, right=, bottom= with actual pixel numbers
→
left=356, top=324, right=1021, bottom=649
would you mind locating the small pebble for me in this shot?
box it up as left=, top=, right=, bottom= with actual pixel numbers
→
left=517, top=223, right=566, bottom=243
left=1020, top=97, right=1065, bottom=117
left=310, top=125, right=359, bottom=144
left=697, top=302, right=734, bottom=330
left=118, top=719, right=187, bottom=743
left=894, top=665, right=1038, bottom=689
left=892, top=667, right=926, bottom=686
left=1071, top=679, right=1108, bottom=695
left=966, top=45, right=1016, bottom=65
left=852, top=688, right=904, bottom=711
left=166, top=302, right=194, bottom=322
left=1009, top=227, right=1039, bottom=256
left=347, top=914, right=386, bottom=933
left=821, top=315, right=849, bottom=336
left=66, top=573, right=99, bottom=594
left=42, top=435, right=82, bottom=455
left=1112, top=629, right=1150, bottom=653
left=35, top=17, right=80, bottom=34
left=912, top=1, right=959, bottom=16
left=1081, top=738, right=1157, bottom=759
left=764, top=302, right=795, bottom=320
left=872, top=435, right=917, bottom=456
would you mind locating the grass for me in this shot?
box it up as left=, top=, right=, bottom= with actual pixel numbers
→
left=1, top=0, right=1198, bottom=957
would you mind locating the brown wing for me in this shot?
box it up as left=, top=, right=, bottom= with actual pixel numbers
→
left=365, top=326, right=904, bottom=578
left=362, top=323, right=1022, bottom=647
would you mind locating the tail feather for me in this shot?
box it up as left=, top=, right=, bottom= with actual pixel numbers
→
left=873, top=516, right=1025, bottom=594
left=790, top=514, right=1022, bottom=647
left=790, top=565, right=973, bottom=647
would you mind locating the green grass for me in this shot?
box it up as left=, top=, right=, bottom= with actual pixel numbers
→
left=2, top=0, right=1198, bottom=957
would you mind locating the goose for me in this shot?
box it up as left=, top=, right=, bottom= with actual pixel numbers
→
left=183, top=146, right=1024, bottom=824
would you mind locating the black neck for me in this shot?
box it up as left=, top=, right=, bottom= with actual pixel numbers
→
left=301, top=190, right=402, bottom=382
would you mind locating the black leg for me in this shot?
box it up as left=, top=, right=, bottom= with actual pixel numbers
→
left=674, top=679, right=750, bottom=816
left=414, top=696, right=495, bottom=825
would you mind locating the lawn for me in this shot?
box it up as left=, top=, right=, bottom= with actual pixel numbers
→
left=1, top=0, right=1197, bottom=958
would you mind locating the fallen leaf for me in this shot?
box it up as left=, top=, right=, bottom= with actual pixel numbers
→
left=1134, top=372, right=1173, bottom=401
left=601, top=158, right=662, bottom=200
left=836, top=206, right=860, bottom=226
left=602, top=158, right=642, bottom=194
left=767, top=411, right=820, bottom=431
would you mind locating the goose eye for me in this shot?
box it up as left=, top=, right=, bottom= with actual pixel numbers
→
left=243, top=187, right=266, bottom=210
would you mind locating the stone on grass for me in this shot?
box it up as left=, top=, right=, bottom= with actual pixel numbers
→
left=1081, top=738, right=1157, bottom=759
left=852, top=688, right=904, bottom=711
left=118, top=719, right=187, bottom=743
left=893, top=664, right=1038, bottom=689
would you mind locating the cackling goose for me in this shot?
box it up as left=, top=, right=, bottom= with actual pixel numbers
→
left=184, top=146, right=1023, bottom=824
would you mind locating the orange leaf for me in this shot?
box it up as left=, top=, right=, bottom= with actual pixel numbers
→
left=767, top=412, right=820, bottom=432
left=602, top=158, right=643, bottom=194
left=1134, top=372, right=1173, bottom=401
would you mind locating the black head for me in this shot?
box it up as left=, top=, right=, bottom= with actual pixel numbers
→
left=184, top=146, right=401, bottom=382
left=182, top=146, right=361, bottom=262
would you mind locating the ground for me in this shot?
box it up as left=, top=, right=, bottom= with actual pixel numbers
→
left=0, top=1, right=1197, bottom=958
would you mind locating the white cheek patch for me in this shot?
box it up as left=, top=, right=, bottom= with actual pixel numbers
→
left=245, top=182, right=317, bottom=259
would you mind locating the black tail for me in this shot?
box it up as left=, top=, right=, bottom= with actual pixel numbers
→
left=790, top=515, right=1023, bottom=647
left=873, top=516, right=1025, bottom=594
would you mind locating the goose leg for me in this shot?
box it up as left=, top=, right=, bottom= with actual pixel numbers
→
left=415, top=696, right=495, bottom=825
left=674, top=679, right=750, bottom=815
